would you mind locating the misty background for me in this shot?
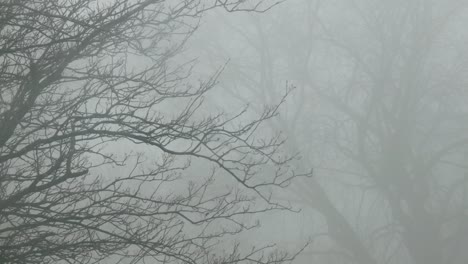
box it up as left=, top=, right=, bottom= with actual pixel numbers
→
left=185, top=0, right=468, bottom=263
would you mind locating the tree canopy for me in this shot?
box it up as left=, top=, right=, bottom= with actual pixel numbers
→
left=0, top=1, right=309, bottom=263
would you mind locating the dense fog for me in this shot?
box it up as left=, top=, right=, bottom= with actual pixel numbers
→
left=191, top=1, right=468, bottom=263
left=1, top=0, right=468, bottom=263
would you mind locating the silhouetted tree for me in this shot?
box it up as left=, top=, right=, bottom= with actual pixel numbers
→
left=0, top=1, right=309, bottom=263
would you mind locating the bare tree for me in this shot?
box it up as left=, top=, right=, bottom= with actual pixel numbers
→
left=310, top=1, right=468, bottom=263
left=0, top=1, right=310, bottom=263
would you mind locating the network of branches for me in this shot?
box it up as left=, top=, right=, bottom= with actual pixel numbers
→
left=0, top=0, right=308, bottom=263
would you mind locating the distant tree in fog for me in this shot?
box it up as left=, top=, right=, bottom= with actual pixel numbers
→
left=196, top=0, right=468, bottom=263
left=0, top=0, right=310, bottom=263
